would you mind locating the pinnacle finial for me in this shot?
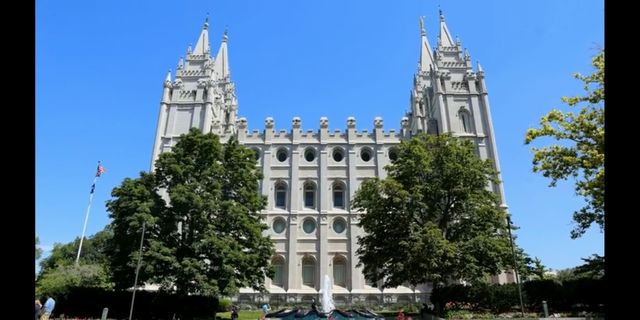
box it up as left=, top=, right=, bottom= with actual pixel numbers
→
left=439, top=6, right=444, bottom=20
left=204, top=13, right=209, bottom=29
left=420, top=16, right=425, bottom=36
left=223, top=25, right=228, bottom=41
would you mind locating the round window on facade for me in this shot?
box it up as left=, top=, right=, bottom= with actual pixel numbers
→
left=332, top=148, right=344, bottom=162
left=388, top=148, right=399, bottom=162
left=303, top=218, right=316, bottom=234
left=251, top=147, right=261, bottom=161
left=333, top=218, right=346, bottom=234
left=273, top=218, right=287, bottom=234
left=276, top=148, right=288, bottom=162
left=304, top=148, right=316, bottom=162
left=360, top=148, right=372, bottom=162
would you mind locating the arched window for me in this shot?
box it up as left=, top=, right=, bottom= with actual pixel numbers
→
left=302, top=256, right=316, bottom=287
left=272, top=256, right=285, bottom=287
left=303, top=182, right=316, bottom=209
left=459, top=109, right=472, bottom=133
left=333, top=182, right=346, bottom=209
left=275, top=182, right=287, bottom=209
left=333, top=256, right=347, bottom=287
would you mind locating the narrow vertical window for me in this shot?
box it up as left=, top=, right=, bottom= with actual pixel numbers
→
left=304, top=182, right=316, bottom=209
left=333, top=183, right=345, bottom=209
left=333, top=256, right=347, bottom=287
left=302, top=257, right=316, bottom=287
left=272, top=257, right=285, bottom=287
left=275, top=182, right=287, bottom=209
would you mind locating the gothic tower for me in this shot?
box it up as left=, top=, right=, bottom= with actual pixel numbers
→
left=406, top=11, right=507, bottom=206
left=149, top=12, right=514, bottom=304
left=151, top=18, right=238, bottom=167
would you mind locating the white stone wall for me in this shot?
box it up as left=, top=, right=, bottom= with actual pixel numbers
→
left=150, top=15, right=513, bottom=305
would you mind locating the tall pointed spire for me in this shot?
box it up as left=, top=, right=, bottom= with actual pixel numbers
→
left=438, top=9, right=455, bottom=47
left=193, top=17, right=210, bottom=55
left=419, top=16, right=436, bottom=72
left=214, top=28, right=230, bottom=78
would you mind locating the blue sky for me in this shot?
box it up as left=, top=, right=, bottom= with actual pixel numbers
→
left=36, top=0, right=604, bottom=272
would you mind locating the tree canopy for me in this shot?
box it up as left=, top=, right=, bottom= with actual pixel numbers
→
left=106, top=128, right=274, bottom=296
left=38, top=228, right=113, bottom=276
left=525, top=49, right=604, bottom=239
left=352, top=133, right=516, bottom=287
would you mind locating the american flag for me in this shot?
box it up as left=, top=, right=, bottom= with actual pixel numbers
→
left=96, top=162, right=106, bottom=177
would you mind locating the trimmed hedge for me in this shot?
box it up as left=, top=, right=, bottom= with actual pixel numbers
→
left=49, top=287, right=219, bottom=320
left=430, top=279, right=604, bottom=316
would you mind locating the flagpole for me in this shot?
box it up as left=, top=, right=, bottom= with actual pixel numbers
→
left=75, top=161, right=104, bottom=266
left=129, top=221, right=146, bottom=320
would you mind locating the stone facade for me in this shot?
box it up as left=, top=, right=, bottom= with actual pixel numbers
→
left=150, top=13, right=511, bottom=306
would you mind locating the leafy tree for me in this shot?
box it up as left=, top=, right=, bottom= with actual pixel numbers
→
left=36, top=264, right=113, bottom=298
left=38, top=228, right=113, bottom=276
left=36, top=236, right=43, bottom=261
left=573, top=254, right=604, bottom=279
left=555, top=268, right=577, bottom=282
left=525, top=50, right=604, bottom=239
left=352, top=133, right=515, bottom=288
left=106, top=128, right=274, bottom=297
left=531, top=257, right=549, bottom=280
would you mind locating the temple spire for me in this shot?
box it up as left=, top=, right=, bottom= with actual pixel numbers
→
left=193, top=17, right=210, bottom=55
left=438, top=9, right=455, bottom=47
left=419, top=16, right=436, bottom=72
left=214, top=29, right=230, bottom=78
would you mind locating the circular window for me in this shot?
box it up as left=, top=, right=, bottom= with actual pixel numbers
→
left=333, top=218, right=346, bottom=234
left=388, top=148, right=399, bottom=161
left=303, top=219, right=316, bottom=234
left=304, top=148, right=316, bottom=162
left=273, top=218, right=287, bottom=234
left=276, top=148, right=288, bottom=162
left=332, top=148, right=344, bottom=162
left=251, top=148, right=261, bottom=161
left=360, top=148, right=372, bottom=162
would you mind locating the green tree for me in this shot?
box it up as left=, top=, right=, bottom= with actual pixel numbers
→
left=352, top=133, right=515, bottom=288
left=38, top=228, right=113, bottom=276
left=573, top=254, right=604, bottom=279
left=525, top=50, right=604, bottom=239
left=531, top=257, right=549, bottom=280
left=36, top=264, right=113, bottom=298
left=106, top=128, right=275, bottom=297
left=36, top=236, right=43, bottom=261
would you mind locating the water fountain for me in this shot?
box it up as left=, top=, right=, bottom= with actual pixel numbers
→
left=322, top=274, right=335, bottom=313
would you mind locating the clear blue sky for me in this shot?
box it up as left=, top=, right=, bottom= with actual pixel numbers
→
left=36, top=0, right=604, bottom=272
